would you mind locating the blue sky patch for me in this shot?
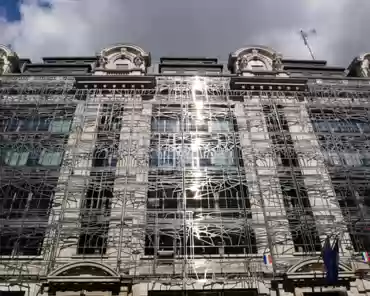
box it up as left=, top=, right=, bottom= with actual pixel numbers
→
left=1, top=0, right=22, bottom=22
left=0, top=0, right=52, bottom=22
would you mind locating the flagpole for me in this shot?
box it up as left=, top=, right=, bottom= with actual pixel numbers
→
left=300, top=29, right=316, bottom=60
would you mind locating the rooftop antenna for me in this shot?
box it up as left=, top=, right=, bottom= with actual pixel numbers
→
left=300, top=29, right=316, bottom=60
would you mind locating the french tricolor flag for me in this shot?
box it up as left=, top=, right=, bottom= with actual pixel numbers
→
left=263, top=254, right=273, bottom=265
left=362, top=252, right=369, bottom=263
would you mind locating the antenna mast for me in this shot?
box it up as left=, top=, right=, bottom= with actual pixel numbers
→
left=300, top=29, right=316, bottom=60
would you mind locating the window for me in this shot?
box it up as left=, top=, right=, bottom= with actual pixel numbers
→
left=312, top=120, right=329, bottom=132
left=211, top=150, right=235, bottom=166
left=251, top=65, right=265, bottom=70
left=185, top=70, right=199, bottom=75
left=209, top=119, right=232, bottom=133
left=38, top=150, right=63, bottom=166
left=361, top=153, right=370, bottom=166
left=162, top=70, right=177, bottom=74
left=0, top=228, right=46, bottom=256
left=152, top=118, right=179, bottom=133
left=116, top=63, right=129, bottom=70
left=246, top=60, right=267, bottom=71
left=342, top=152, right=362, bottom=166
left=49, top=119, right=71, bottom=133
left=150, top=150, right=176, bottom=167
left=2, top=149, right=29, bottom=166
left=0, top=291, right=25, bottom=296
left=6, top=118, right=50, bottom=132
left=358, top=122, right=370, bottom=133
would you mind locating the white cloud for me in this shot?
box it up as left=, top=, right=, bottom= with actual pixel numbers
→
left=0, top=0, right=132, bottom=61
left=0, top=0, right=369, bottom=65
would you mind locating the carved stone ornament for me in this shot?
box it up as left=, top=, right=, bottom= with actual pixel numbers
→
left=239, top=56, right=249, bottom=71
left=120, top=47, right=129, bottom=58
left=272, top=54, right=283, bottom=71
left=0, top=51, right=11, bottom=74
left=133, top=54, right=144, bottom=67
left=98, top=55, right=108, bottom=68
left=361, top=58, right=370, bottom=77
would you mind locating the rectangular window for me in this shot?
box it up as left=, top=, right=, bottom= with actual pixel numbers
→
left=7, top=118, right=21, bottom=132
left=8, top=118, right=50, bottom=132
left=361, top=153, right=370, bottom=166
left=0, top=228, right=45, bottom=256
left=358, top=122, right=370, bottom=133
left=312, top=120, right=329, bottom=132
left=341, top=152, right=362, bottom=166
left=0, top=183, right=54, bottom=220
left=152, top=118, right=179, bottom=133
left=328, top=120, right=360, bottom=133
left=38, top=150, right=63, bottom=166
left=251, top=65, right=265, bottom=70
left=0, top=291, right=25, bottom=296
left=49, top=119, right=71, bottom=133
left=209, top=119, right=232, bottom=133
left=185, top=70, right=199, bottom=75
left=116, top=63, right=129, bottom=70
left=2, top=149, right=29, bottom=166
left=150, top=150, right=176, bottom=167
left=211, top=150, right=235, bottom=166
left=162, top=70, right=177, bottom=74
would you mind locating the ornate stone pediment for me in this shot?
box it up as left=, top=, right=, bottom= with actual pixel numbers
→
left=96, top=43, right=150, bottom=74
left=228, top=45, right=283, bottom=74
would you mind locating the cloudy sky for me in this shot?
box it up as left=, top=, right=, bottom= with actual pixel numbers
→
left=0, top=0, right=368, bottom=66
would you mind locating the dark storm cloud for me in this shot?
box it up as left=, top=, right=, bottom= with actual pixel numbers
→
left=0, top=0, right=369, bottom=66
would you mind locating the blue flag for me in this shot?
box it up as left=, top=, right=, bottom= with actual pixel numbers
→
left=323, top=237, right=339, bottom=284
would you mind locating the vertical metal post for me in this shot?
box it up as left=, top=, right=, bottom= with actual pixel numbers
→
left=300, top=29, right=316, bottom=60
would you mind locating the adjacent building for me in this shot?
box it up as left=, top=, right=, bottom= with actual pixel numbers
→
left=1, top=43, right=370, bottom=296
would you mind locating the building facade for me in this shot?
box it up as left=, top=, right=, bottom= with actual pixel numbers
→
left=1, top=43, right=370, bottom=296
